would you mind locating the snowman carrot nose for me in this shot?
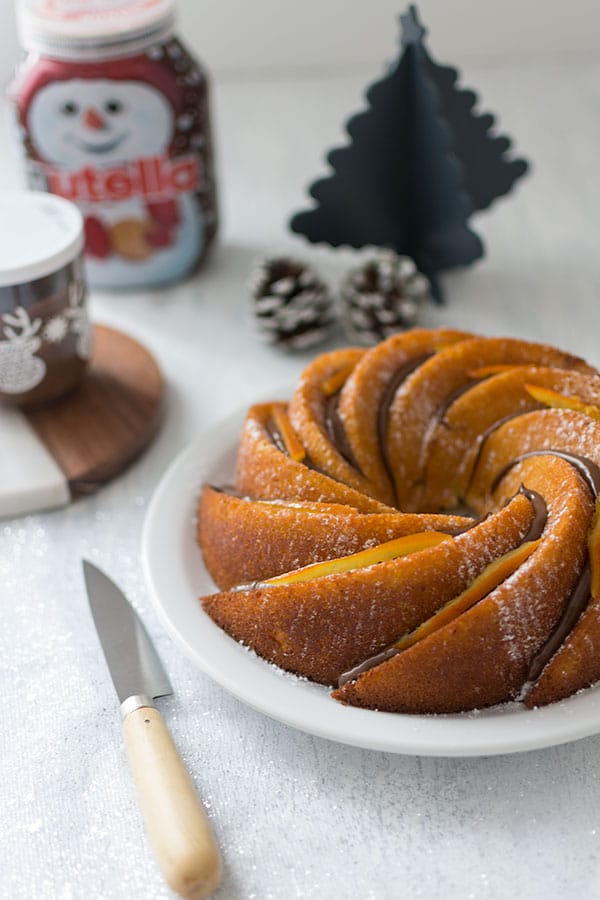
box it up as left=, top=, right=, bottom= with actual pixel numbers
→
left=83, top=108, right=106, bottom=130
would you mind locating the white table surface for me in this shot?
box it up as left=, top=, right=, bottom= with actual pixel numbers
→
left=2, top=58, right=600, bottom=900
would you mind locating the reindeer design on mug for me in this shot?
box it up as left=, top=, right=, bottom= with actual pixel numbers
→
left=0, top=307, right=47, bottom=394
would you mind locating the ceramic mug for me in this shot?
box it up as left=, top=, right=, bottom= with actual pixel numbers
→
left=0, top=192, right=91, bottom=407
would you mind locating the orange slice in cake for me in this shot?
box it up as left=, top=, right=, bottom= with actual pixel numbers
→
left=198, top=485, right=471, bottom=590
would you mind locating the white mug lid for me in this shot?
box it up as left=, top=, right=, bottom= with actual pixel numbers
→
left=17, top=0, right=176, bottom=60
left=0, top=192, right=84, bottom=287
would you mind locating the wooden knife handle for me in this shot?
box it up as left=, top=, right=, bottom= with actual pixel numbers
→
left=123, top=705, right=222, bottom=899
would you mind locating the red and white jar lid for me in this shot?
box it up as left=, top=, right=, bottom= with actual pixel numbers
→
left=17, top=0, right=176, bottom=60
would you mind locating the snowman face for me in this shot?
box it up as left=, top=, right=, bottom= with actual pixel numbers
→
left=28, top=79, right=174, bottom=168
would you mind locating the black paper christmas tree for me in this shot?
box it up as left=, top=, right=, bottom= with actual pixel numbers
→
left=290, top=6, right=528, bottom=300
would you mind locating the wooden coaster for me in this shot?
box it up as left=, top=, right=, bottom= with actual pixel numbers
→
left=0, top=324, right=164, bottom=518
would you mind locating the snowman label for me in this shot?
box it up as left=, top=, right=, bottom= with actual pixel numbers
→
left=15, top=39, right=218, bottom=289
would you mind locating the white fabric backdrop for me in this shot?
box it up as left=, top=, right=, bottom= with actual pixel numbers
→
left=0, top=0, right=599, bottom=89
left=1, top=54, right=600, bottom=898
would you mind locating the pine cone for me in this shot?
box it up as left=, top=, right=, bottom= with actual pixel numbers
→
left=250, top=257, right=335, bottom=351
left=341, top=252, right=430, bottom=345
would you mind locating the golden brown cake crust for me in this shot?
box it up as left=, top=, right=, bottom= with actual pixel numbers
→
left=198, top=329, right=600, bottom=714
left=202, top=493, right=534, bottom=686
left=333, top=458, right=593, bottom=712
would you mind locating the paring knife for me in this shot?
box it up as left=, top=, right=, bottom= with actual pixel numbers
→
left=83, top=560, right=222, bottom=900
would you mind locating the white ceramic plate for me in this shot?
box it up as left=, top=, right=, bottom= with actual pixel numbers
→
left=142, top=408, right=600, bottom=757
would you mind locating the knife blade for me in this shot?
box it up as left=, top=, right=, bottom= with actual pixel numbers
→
left=83, top=560, right=222, bottom=900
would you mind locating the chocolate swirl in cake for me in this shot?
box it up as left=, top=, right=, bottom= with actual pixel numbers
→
left=434, top=379, right=484, bottom=426
left=324, top=392, right=363, bottom=472
left=492, top=450, right=600, bottom=499
left=377, top=354, right=433, bottom=493
left=265, top=418, right=288, bottom=455
left=526, top=564, right=592, bottom=682
left=492, top=450, right=600, bottom=683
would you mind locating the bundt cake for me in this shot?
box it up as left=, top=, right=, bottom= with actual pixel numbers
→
left=197, top=328, right=600, bottom=714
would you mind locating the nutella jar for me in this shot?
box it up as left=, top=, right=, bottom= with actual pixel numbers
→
left=0, top=192, right=91, bottom=407
left=11, top=0, right=218, bottom=290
